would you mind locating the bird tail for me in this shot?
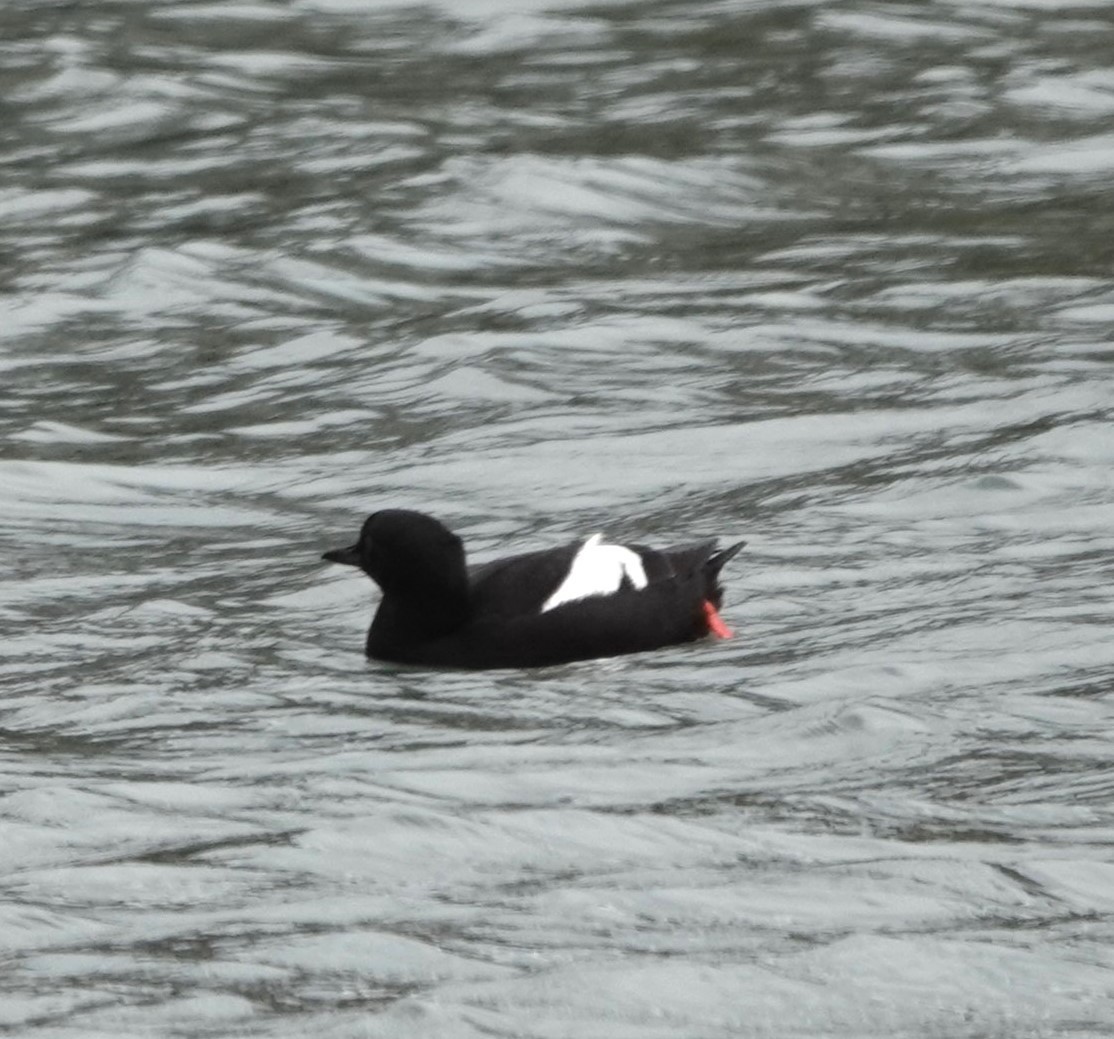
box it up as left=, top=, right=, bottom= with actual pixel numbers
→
left=703, top=540, right=745, bottom=608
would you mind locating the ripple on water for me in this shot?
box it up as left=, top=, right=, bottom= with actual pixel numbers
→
left=3, top=0, right=1114, bottom=1035
left=410, top=154, right=783, bottom=242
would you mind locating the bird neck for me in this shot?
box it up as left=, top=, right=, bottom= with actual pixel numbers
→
left=366, top=579, right=469, bottom=656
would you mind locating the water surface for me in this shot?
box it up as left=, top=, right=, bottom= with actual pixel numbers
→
left=2, top=0, right=1114, bottom=1035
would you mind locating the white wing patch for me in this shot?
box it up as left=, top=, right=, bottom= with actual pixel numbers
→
left=541, top=534, right=649, bottom=613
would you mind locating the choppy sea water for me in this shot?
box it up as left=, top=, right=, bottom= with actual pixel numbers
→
left=2, top=0, right=1114, bottom=1035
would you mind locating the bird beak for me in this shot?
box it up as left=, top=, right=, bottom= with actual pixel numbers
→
left=322, top=544, right=361, bottom=566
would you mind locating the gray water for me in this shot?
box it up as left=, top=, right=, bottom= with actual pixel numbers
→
left=3, top=0, right=1114, bottom=1035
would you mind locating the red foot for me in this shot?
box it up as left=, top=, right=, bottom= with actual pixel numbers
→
left=702, top=600, right=733, bottom=639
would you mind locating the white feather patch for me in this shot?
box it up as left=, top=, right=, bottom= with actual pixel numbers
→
left=540, top=534, right=648, bottom=613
